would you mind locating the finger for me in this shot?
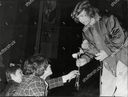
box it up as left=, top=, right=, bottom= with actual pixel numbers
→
left=73, top=71, right=78, bottom=74
left=68, top=79, right=71, bottom=82
left=69, top=76, right=75, bottom=80
left=75, top=71, right=80, bottom=74
left=75, top=72, right=80, bottom=76
left=95, top=56, right=101, bottom=60
left=72, top=53, right=78, bottom=58
left=99, top=59, right=102, bottom=61
left=96, top=56, right=104, bottom=61
left=99, top=58, right=104, bottom=61
left=95, top=53, right=101, bottom=56
left=73, top=72, right=80, bottom=76
left=79, top=48, right=84, bottom=53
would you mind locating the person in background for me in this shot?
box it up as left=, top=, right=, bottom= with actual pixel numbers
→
left=0, top=55, right=6, bottom=94
left=13, top=54, right=79, bottom=96
left=71, top=0, right=128, bottom=96
left=3, top=63, right=23, bottom=96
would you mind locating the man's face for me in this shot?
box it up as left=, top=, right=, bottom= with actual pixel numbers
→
left=77, top=10, right=91, bottom=26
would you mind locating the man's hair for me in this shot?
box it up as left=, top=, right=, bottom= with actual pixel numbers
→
left=6, top=64, right=21, bottom=82
left=71, top=0, right=99, bottom=23
left=23, top=54, right=49, bottom=76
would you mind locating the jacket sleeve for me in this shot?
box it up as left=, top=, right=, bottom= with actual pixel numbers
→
left=80, top=30, right=98, bottom=64
left=104, top=15, right=125, bottom=52
left=103, top=15, right=126, bottom=75
left=47, top=77, right=64, bottom=89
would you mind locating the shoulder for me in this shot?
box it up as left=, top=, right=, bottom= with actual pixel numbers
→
left=28, top=76, right=46, bottom=88
left=28, top=76, right=46, bottom=96
left=101, top=15, right=117, bottom=25
left=101, top=14, right=120, bottom=30
left=13, top=76, right=44, bottom=96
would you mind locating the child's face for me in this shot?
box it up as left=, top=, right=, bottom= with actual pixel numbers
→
left=40, top=64, right=53, bottom=79
left=12, top=69, right=23, bottom=83
left=44, top=64, right=53, bottom=76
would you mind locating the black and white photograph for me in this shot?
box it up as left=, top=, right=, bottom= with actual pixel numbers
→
left=0, top=0, right=128, bottom=96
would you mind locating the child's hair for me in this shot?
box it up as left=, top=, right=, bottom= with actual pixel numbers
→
left=6, top=64, right=21, bottom=82
left=23, top=54, right=49, bottom=76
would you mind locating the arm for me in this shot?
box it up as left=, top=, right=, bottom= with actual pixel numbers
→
left=104, top=15, right=125, bottom=63
left=80, top=28, right=101, bottom=63
left=46, top=77, right=64, bottom=89
left=76, top=33, right=97, bottom=67
left=105, top=15, right=125, bottom=52
left=81, top=31, right=94, bottom=63
left=47, top=70, right=79, bottom=89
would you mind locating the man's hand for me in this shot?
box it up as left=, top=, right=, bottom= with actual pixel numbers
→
left=62, top=70, right=80, bottom=83
left=76, top=58, right=87, bottom=67
left=81, top=39, right=89, bottom=49
left=72, top=48, right=84, bottom=59
left=95, top=50, right=108, bottom=61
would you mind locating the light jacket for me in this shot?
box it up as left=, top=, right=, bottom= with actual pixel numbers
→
left=81, top=15, right=127, bottom=76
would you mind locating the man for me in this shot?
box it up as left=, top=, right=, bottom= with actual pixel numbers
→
left=71, top=0, right=128, bottom=96
left=13, top=54, right=79, bottom=96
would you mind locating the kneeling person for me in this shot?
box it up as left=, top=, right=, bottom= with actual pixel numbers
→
left=13, top=55, right=79, bottom=96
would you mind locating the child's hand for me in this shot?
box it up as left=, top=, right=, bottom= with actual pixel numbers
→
left=62, top=70, right=80, bottom=83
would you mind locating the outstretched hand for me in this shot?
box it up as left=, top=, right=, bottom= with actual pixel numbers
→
left=62, top=70, right=80, bottom=83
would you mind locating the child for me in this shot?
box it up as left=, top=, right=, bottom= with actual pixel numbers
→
left=4, top=63, right=23, bottom=96
left=13, top=55, right=79, bottom=96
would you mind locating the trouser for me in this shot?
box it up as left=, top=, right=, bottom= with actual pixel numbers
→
left=100, top=61, right=128, bottom=97
left=114, top=61, right=128, bottom=97
left=100, top=63, right=116, bottom=96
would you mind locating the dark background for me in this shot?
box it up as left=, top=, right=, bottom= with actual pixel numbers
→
left=0, top=0, right=127, bottom=96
